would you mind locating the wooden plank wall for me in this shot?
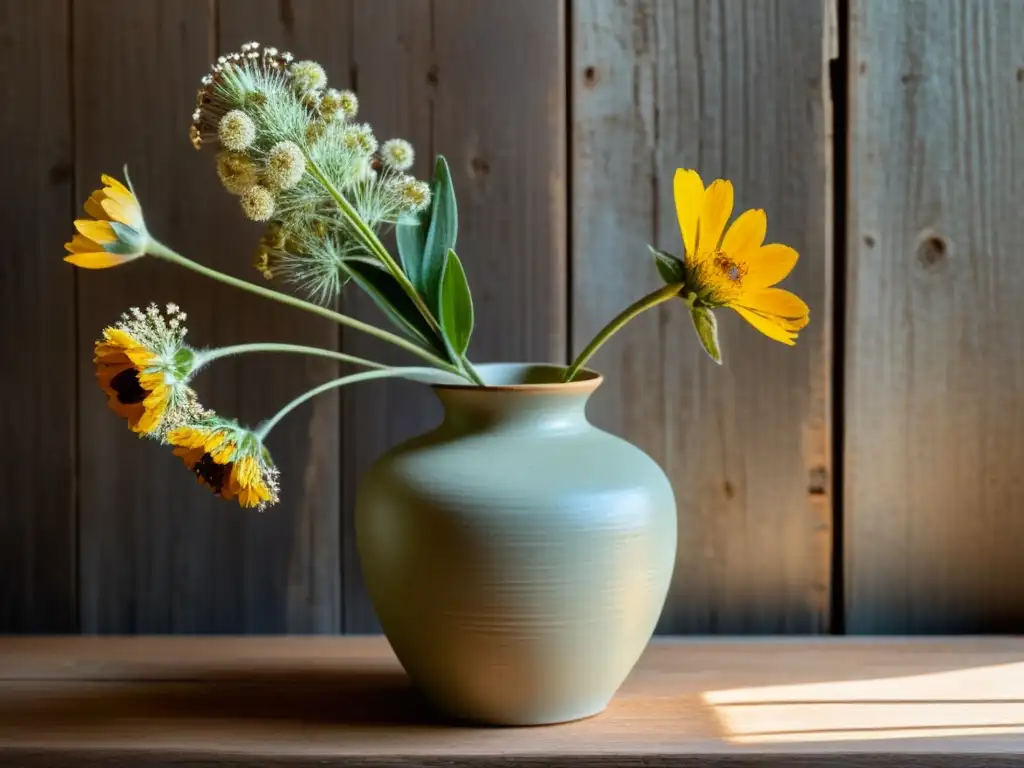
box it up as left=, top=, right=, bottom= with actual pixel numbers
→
left=23, top=0, right=1024, bottom=637
left=845, top=0, right=1024, bottom=632
left=0, top=0, right=77, bottom=632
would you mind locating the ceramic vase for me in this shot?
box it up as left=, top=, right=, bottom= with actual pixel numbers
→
left=355, top=363, right=677, bottom=725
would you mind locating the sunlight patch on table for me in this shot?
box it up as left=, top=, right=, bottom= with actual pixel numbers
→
left=701, top=661, right=1024, bottom=744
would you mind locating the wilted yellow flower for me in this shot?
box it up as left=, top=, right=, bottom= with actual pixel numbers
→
left=93, top=303, right=205, bottom=436
left=672, top=168, right=809, bottom=345
left=64, top=173, right=148, bottom=269
left=167, top=419, right=280, bottom=509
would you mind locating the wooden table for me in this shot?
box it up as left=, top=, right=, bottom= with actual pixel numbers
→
left=3, top=637, right=1024, bottom=766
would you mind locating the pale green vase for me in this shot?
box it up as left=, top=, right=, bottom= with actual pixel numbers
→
left=355, top=363, right=677, bottom=726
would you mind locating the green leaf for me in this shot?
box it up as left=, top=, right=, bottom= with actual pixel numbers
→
left=421, top=155, right=458, bottom=315
left=395, top=208, right=429, bottom=287
left=690, top=305, right=722, bottom=364
left=438, top=249, right=474, bottom=359
left=341, top=260, right=447, bottom=357
left=648, top=244, right=685, bottom=285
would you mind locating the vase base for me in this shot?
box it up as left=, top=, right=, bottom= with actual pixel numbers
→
left=425, top=694, right=610, bottom=727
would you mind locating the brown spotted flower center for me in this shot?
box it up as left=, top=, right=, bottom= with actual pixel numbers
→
left=712, top=251, right=747, bottom=284
left=110, top=368, right=148, bottom=404
left=193, top=453, right=232, bottom=493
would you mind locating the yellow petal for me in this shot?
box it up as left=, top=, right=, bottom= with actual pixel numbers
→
left=739, top=305, right=808, bottom=332
left=64, top=252, right=132, bottom=269
left=100, top=174, right=131, bottom=198
left=738, top=287, right=809, bottom=320
left=65, top=233, right=103, bottom=254
left=744, top=243, right=799, bottom=289
left=84, top=192, right=109, bottom=221
left=100, top=197, right=137, bottom=227
left=673, top=169, right=704, bottom=258
left=697, top=179, right=734, bottom=253
left=720, top=208, right=766, bottom=261
left=74, top=219, right=117, bottom=244
left=732, top=305, right=797, bottom=345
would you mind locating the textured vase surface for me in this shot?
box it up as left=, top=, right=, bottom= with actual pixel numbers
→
left=355, top=363, right=677, bottom=726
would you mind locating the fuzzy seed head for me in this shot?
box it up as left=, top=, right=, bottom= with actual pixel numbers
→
left=320, top=88, right=358, bottom=121
left=289, top=60, right=327, bottom=94
left=216, top=151, right=259, bottom=195
left=304, top=121, right=327, bottom=145
left=240, top=185, right=276, bottom=222
left=381, top=138, right=415, bottom=171
left=264, top=141, right=306, bottom=191
left=218, top=109, right=257, bottom=151
left=394, top=176, right=431, bottom=212
left=342, top=122, right=378, bottom=154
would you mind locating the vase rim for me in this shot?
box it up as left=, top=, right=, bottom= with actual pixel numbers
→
left=431, top=362, right=603, bottom=393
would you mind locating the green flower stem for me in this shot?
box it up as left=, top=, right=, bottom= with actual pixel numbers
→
left=255, top=367, right=439, bottom=440
left=562, top=283, right=685, bottom=383
left=146, top=239, right=465, bottom=378
left=304, top=157, right=442, bottom=334
left=193, top=343, right=388, bottom=371
left=305, top=156, right=486, bottom=387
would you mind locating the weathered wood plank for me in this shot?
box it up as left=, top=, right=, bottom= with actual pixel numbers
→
left=342, top=0, right=568, bottom=631
left=572, top=0, right=832, bottom=633
left=6, top=637, right=1024, bottom=765
left=75, top=0, right=340, bottom=633
left=845, top=0, right=1024, bottom=632
left=0, top=0, right=77, bottom=632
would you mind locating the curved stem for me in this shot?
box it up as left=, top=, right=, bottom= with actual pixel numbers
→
left=256, top=367, right=440, bottom=440
left=145, top=239, right=464, bottom=377
left=460, top=354, right=486, bottom=386
left=305, top=157, right=444, bottom=338
left=193, top=343, right=388, bottom=371
left=562, top=283, right=684, bottom=383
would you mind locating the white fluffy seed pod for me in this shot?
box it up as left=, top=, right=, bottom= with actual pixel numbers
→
left=381, top=139, right=414, bottom=171
left=289, top=60, right=328, bottom=94
left=264, top=141, right=306, bottom=191
left=218, top=109, right=257, bottom=151
left=240, top=185, right=276, bottom=222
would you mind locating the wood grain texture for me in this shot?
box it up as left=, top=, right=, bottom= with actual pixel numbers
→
left=342, top=0, right=568, bottom=631
left=572, top=0, right=832, bottom=634
left=5, top=638, right=1024, bottom=765
left=75, top=0, right=339, bottom=634
left=845, top=1, right=1024, bottom=633
left=0, top=0, right=77, bottom=632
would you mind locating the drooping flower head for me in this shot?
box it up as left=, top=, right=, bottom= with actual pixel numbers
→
left=93, top=303, right=207, bottom=437
left=659, top=168, right=809, bottom=360
left=166, top=417, right=280, bottom=510
left=64, top=172, right=149, bottom=269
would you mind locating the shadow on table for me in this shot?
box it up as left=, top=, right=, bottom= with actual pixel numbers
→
left=0, top=666, right=465, bottom=728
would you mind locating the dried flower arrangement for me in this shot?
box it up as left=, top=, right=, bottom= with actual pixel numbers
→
left=64, top=42, right=809, bottom=511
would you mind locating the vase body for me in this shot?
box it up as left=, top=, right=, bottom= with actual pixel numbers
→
left=355, top=364, right=677, bottom=726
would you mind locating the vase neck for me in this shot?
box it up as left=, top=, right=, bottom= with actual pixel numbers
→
left=433, top=389, right=593, bottom=435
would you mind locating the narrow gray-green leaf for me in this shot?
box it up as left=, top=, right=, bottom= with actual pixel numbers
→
left=438, top=249, right=474, bottom=360
left=342, top=260, right=447, bottom=357
left=422, top=155, right=458, bottom=316
left=396, top=208, right=429, bottom=288
left=690, top=305, right=722, bottom=364
left=648, top=244, right=685, bottom=285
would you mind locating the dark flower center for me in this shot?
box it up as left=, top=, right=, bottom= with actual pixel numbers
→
left=713, top=252, right=747, bottom=283
left=193, top=453, right=231, bottom=493
left=110, top=368, right=148, bottom=404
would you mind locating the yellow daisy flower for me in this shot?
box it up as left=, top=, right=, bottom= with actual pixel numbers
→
left=93, top=303, right=205, bottom=437
left=167, top=419, right=280, bottom=510
left=64, top=171, right=149, bottom=269
left=670, top=168, right=809, bottom=347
